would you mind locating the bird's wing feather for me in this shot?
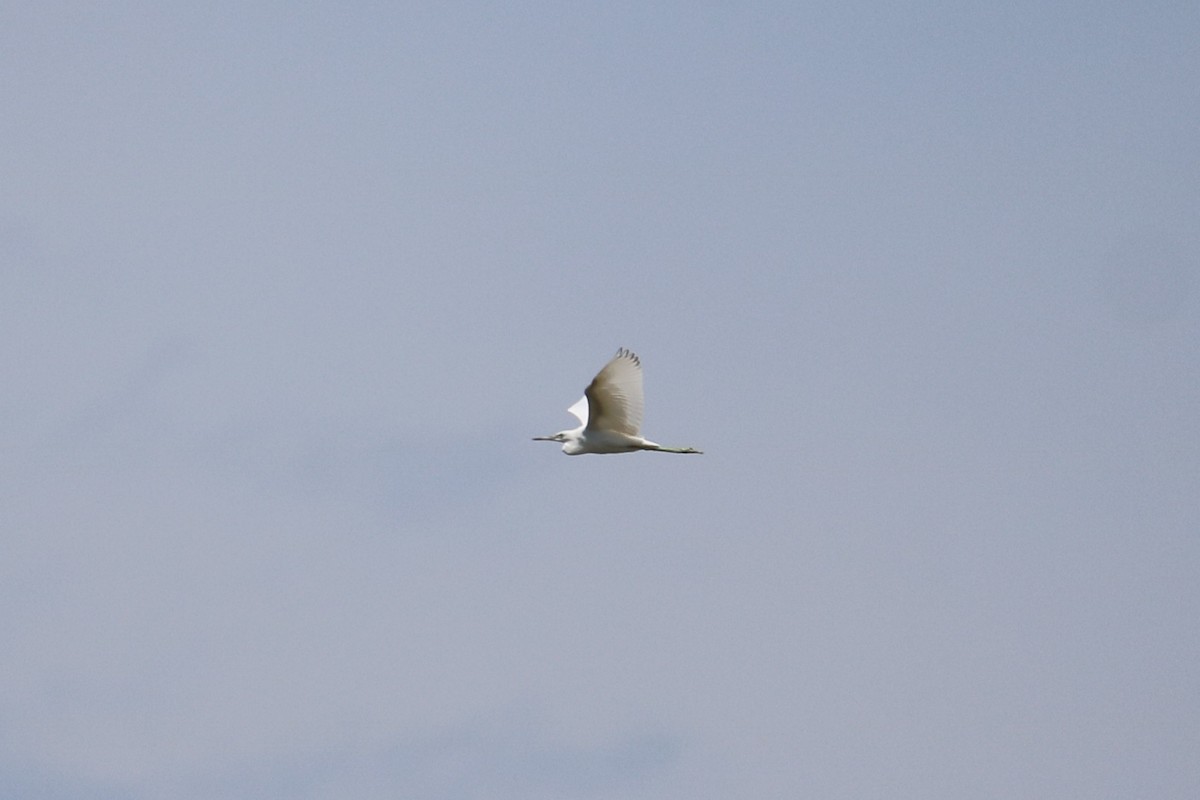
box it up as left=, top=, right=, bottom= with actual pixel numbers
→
left=566, top=395, right=589, bottom=425
left=583, top=348, right=644, bottom=436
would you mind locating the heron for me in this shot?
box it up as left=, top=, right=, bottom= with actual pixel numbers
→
left=533, top=348, right=703, bottom=455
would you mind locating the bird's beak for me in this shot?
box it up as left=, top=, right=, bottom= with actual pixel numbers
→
left=532, top=435, right=553, bottom=441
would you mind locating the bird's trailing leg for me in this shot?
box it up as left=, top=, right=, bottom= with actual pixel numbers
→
left=643, top=444, right=703, bottom=454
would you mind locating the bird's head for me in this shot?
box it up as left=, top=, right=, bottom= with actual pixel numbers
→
left=532, top=428, right=584, bottom=454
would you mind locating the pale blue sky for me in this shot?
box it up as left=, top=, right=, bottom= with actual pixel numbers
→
left=2, top=3, right=1198, bottom=798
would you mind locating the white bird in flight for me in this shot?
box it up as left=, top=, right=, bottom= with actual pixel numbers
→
left=534, top=348, right=703, bottom=456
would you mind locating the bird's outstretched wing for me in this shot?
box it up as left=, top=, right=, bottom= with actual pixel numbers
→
left=583, top=348, right=644, bottom=436
left=566, top=395, right=589, bottom=426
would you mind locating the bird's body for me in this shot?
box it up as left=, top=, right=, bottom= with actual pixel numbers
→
left=534, top=348, right=702, bottom=456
